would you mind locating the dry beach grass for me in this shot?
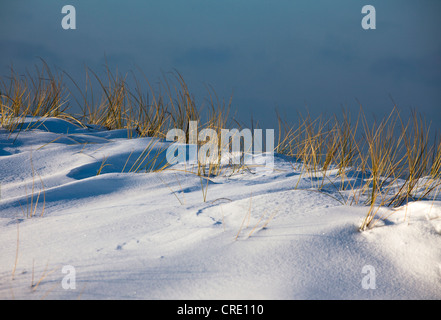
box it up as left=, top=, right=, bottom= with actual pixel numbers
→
left=1, top=61, right=440, bottom=231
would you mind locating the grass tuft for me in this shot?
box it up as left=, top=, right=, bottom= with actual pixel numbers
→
left=1, top=61, right=440, bottom=230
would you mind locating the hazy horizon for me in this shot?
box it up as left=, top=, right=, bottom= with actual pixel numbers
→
left=1, top=0, right=440, bottom=130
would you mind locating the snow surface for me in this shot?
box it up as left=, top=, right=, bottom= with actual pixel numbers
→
left=0, top=118, right=440, bottom=300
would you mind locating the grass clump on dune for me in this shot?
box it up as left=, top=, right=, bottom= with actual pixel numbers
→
left=1, top=60, right=440, bottom=230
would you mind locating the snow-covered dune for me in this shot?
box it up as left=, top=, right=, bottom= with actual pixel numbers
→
left=1, top=118, right=440, bottom=300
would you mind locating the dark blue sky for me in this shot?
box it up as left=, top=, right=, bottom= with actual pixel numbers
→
left=1, top=0, right=440, bottom=129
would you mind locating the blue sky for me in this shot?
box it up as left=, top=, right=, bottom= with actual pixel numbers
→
left=1, top=0, right=440, bottom=129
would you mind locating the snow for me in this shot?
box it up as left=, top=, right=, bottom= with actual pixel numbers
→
left=1, top=117, right=440, bottom=300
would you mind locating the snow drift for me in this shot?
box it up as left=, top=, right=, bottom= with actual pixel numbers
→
left=0, top=118, right=440, bottom=300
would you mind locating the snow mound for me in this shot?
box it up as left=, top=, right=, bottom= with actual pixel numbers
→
left=0, top=118, right=440, bottom=299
